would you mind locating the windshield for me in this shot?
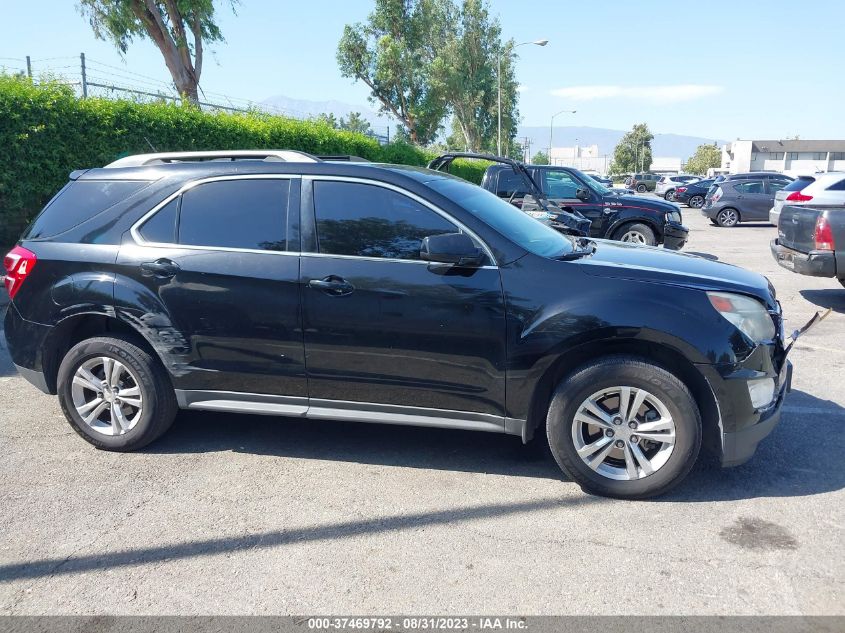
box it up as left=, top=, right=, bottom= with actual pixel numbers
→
left=579, top=170, right=612, bottom=196
left=427, top=177, right=575, bottom=258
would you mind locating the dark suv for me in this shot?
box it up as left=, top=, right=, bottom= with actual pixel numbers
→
left=3, top=150, right=793, bottom=499
left=481, top=164, right=688, bottom=249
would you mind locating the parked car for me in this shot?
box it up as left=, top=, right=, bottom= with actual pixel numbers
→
left=588, top=174, right=614, bottom=187
left=627, top=173, right=661, bottom=193
left=4, top=150, right=793, bottom=499
left=480, top=163, right=688, bottom=248
left=770, top=172, right=845, bottom=226
left=702, top=172, right=793, bottom=227
left=771, top=203, right=845, bottom=287
left=655, top=175, right=700, bottom=201
left=674, top=179, right=715, bottom=209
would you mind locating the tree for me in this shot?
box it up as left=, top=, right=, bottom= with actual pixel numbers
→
left=532, top=150, right=549, bottom=165
left=337, top=0, right=450, bottom=145
left=611, top=123, right=654, bottom=174
left=77, top=0, right=233, bottom=103
left=316, top=112, right=339, bottom=128
left=683, top=143, right=722, bottom=175
left=339, top=112, right=372, bottom=135
left=434, top=0, right=518, bottom=153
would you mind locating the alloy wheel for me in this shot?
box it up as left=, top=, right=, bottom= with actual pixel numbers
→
left=718, top=209, right=739, bottom=227
left=571, top=386, right=676, bottom=481
left=71, top=356, right=143, bottom=436
left=620, top=230, right=648, bottom=245
left=690, top=195, right=704, bottom=208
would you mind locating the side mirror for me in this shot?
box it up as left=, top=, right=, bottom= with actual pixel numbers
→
left=420, top=233, right=484, bottom=267
left=575, top=188, right=591, bottom=201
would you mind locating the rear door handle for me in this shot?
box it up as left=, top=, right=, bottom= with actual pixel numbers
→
left=308, top=275, right=355, bottom=296
left=140, top=258, right=180, bottom=278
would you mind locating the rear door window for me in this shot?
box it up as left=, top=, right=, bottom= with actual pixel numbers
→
left=734, top=180, right=765, bottom=194
left=25, top=180, right=147, bottom=239
left=178, top=179, right=290, bottom=251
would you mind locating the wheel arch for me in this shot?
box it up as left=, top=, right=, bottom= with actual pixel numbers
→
left=524, top=338, right=721, bottom=457
left=40, top=312, right=171, bottom=394
left=607, top=216, right=662, bottom=241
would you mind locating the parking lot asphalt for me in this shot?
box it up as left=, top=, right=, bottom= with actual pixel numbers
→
left=0, top=197, right=843, bottom=616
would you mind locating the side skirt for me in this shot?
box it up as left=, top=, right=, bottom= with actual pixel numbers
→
left=175, top=390, right=525, bottom=437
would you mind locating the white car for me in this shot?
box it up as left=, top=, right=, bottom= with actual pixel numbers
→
left=655, top=175, right=699, bottom=201
left=769, top=172, right=845, bottom=225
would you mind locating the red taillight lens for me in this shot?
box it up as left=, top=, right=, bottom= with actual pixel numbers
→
left=676, top=186, right=687, bottom=193
left=786, top=191, right=813, bottom=202
left=3, top=246, right=37, bottom=299
left=814, top=216, right=835, bottom=251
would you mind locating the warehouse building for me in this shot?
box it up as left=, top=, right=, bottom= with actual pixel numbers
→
left=721, top=140, right=845, bottom=175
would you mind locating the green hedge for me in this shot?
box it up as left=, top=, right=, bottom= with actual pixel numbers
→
left=0, top=75, right=487, bottom=248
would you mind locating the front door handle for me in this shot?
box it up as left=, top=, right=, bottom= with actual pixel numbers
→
left=140, top=258, right=180, bottom=278
left=308, top=275, right=355, bottom=296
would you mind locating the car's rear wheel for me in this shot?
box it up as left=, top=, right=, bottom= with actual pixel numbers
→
left=664, top=190, right=675, bottom=201
left=716, top=208, right=740, bottom=227
left=546, top=356, right=701, bottom=499
left=613, top=222, right=656, bottom=246
left=689, top=195, right=704, bottom=208
left=57, top=335, right=177, bottom=451
left=636, top=184, right=647, bottom=193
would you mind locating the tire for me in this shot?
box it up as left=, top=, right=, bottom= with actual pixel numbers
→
left=838, top=278, right=845, bottom=289
left=664, top=190, right=675, bottom=201
left=613, top=222, right=656, bottom=246
left=636, top=184, right=647, bottom=193
left=689, top=195, right=704, bottom=209
left=546, top=356, right=701, bottom=499
left=710, top=219, right=720, bottom=226
left=715, top=208, right=740, bottom=227
left=57, top=335, right=177, bottom=451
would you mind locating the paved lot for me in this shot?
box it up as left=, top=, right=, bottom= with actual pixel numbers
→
left=0, top=199, right=843, bottom=616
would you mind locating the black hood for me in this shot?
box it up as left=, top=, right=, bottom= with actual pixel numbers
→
left=577, top=239, right=775, bottom=308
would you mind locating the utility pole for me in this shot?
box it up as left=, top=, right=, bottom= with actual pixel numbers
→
left=497, top=39, right=548, bottom=156
left=523, top=136, right=531, bottom=163
left=25, top=56, right=32, bottom=78
left=80, top=53, right=88, bottom=98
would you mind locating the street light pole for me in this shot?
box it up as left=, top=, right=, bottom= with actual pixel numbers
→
left=549, top=108, right=576, bottom=165
left=498, top=39, right=548, bottom=156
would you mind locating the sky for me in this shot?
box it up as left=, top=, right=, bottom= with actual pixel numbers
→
left=1, top=0, right=843, bottom=140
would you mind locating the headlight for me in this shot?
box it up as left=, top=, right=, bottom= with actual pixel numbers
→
left=667, top=210, right=682, bottom=223
left=707, top=291, right=776, bottom=341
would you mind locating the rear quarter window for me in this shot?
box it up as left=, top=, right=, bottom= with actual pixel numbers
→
left=25, top=180, right=147, bottom=239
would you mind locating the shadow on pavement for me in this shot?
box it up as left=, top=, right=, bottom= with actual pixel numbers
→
left=686, top=251, right=719, bottom=261
left=151, top=410, right=563, bottom=480
left=800, top=288, right=845, bottom=314
left=0, top=494, right=600, bottom=582
left=665, top=389, right=845, bottom=502
left=148, top=388, right=845, bottom=502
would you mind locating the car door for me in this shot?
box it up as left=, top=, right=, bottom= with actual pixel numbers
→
left=540, top=168, right=606, bottom=237
left=732, top=179, right=770, bottom=220
left=299, top=177, right=507, bottom=426
left=116, top=176, right=307, bottom=405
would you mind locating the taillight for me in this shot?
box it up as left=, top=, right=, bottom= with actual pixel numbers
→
left=676, top=186, right=687, bottom=193
left=786, top=191, right=813, bottom=202
left=3, top=246, right=37, bottom=299
left=814, top=216, right=835, bottom=251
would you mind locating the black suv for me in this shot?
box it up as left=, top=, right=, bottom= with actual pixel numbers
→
left=3, top=150, right=793, bottom=499
left=481, top=163, right=688, bottom=249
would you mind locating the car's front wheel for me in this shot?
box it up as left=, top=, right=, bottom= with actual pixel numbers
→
left=613, top=222, right=656, bottom=246
left=57, top=335, right=177, bottom=451
left=546, top=356, right=701, bottom=499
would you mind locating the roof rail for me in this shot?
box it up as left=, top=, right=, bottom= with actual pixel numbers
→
left=105, top=150, right=321, bottom=168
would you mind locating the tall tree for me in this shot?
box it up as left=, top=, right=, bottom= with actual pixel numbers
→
left=683, top=143, right=722, bottom=175
left=337, top=0, right=450, bottom=145
left=339, top=112, right=373, bottom=135
left=77, top=0, right=233, bottom=103
left=610, top=123, right=654, bottom=174
left=532, top=150, right=549, bottom=165
left=435, top=0, right=517, bottom=153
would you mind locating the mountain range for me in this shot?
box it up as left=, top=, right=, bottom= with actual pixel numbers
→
left=262, top=94, right=725, bottom=158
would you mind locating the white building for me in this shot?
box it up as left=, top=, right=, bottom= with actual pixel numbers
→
left=721, top=140, right=845, bottom=176
left=549, top=144, right=681, bottom=174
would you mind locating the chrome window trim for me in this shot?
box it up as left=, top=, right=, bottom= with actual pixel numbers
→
left=129, top=174, right=301, bottom=254
left=306, top=175, right=498, bottom=267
